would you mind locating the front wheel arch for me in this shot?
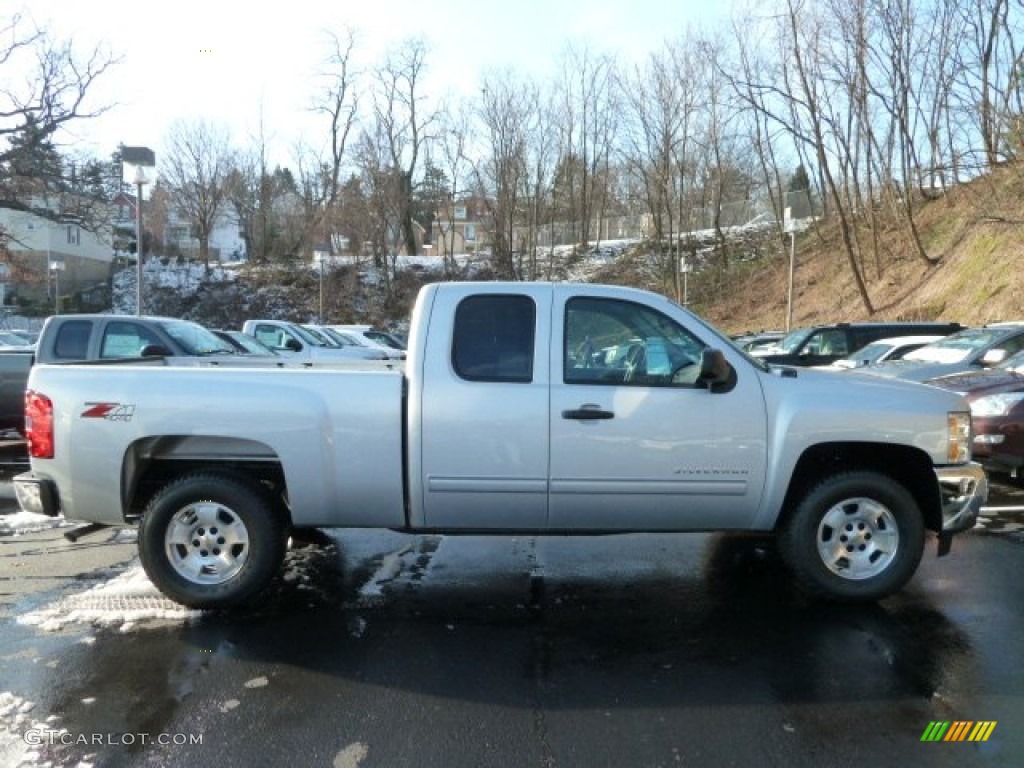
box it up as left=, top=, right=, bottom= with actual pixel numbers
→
left=138, top=471, right=288, bottom=609
left=778, top=470, right=925, bottom=601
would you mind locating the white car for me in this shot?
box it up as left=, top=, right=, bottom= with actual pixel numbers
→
left=242, top=319, right=389, bottom=361
left=328, top=324, right=406, bottom=359
left=819, top=335, right=946, bottom=370
left=303, top=324, right=404, bottom=361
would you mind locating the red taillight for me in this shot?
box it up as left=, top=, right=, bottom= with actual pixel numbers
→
left=25, top=390, right=54, bottom=459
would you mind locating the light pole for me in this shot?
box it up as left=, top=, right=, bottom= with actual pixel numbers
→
left=784, top=207, right=796, bottom=332
left=314, top=247, right=329, bottom=324
left=120, top=145, right=156, bottom=316
left=49, top=255, right=65, bottom=315
left=133, top=166, right=149, bottom=316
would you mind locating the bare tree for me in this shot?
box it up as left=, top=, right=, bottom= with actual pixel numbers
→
left=161, top=119, right=236, bottom=270
left=555, top=43, right=619, bottom=249
left=619, top=39, right=697, bottom=298
left=434, top=104, right=472, bottom=278
left=291, top=28, right=361, bottom=262
left=372, top=37, right=435, bottom=258
left=478, top=71, right=534, bottom=278
left=0, top=13, right=118, bottom=228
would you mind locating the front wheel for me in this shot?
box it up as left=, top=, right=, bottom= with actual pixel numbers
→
left=138, top=472, right=287, bottom=609
left=778, top=471, right=925, bottom=601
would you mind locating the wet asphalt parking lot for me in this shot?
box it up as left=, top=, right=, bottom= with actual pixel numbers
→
left=0, top=471, right=1022, bottom=768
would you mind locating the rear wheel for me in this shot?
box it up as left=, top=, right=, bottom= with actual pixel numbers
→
left=778, top=471, right=925, bottom=601
left=138, top=472, right=286, bottom=608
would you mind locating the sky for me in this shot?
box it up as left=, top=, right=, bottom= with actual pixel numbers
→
left=12, top=0, right=728, bottom=173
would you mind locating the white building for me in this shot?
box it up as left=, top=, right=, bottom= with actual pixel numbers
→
left=0, top=204, right=115, bottom=309
left=162, top=208, right=246, bottom=262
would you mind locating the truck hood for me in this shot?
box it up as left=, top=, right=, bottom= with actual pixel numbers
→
left=755, top=364, right=971, bottom=467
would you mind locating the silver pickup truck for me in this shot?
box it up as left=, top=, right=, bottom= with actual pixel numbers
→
left=14, top=282, right=987, bottom=608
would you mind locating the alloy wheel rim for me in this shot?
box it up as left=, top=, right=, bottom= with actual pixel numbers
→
left=164, top=502, right=250, bottom=585
left=816, top=497, right=899, bottom=580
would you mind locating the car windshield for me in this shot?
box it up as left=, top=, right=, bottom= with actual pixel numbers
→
left=839, top=341, right=893, bottom=366
left=226, top=332, right=275, bottom=355
left=775, top=328, right=814, bottom=354
left=290, top=323, right=329, bottom=346
left=317, top=327, right=360, bottom=347
left=365, top=330, right=405, bottom=349
left=302, top=325, right=339, bottom=347
left=902, top=328, right=1017, bottom=364
left=157, top=319, right=236, bottom=355
left=997, top=348, right=1024, bottom=372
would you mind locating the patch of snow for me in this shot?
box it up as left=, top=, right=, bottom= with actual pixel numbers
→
left=357, top=544, right=414, bottom=601
left=0, top=512, right=71, bottom=536
left=17, top=564, right=203, bottom=632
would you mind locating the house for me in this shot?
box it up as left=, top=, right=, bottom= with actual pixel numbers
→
left=161, top=207, right=246, bottom=262
left=0, top=200, right=115, bottom=310
left=431, top=198, right=489, bottom=256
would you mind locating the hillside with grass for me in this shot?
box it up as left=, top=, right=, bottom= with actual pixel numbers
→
left=686, top=164, right=1024, bottom=335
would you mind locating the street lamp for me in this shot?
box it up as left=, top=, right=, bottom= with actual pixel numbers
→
left=313, top=247, right=329, bottom=323
left=133, top=165, right=150, bottom=316
left=49, top=255, right=65, bottom=315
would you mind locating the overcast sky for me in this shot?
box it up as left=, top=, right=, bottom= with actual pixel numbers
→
left=16, top=0, right=727, bottom=170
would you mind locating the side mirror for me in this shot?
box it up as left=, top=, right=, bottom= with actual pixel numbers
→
left=698, top=348, right=737, bottom=393
left=140, top=344, right=173, bottom=357
left=981, top=349, right=1007, bottom=366
left=284, top=338, right=302, bottom=352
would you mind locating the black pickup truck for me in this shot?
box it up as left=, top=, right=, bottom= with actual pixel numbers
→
left=0, top=314, right=246, bottom=434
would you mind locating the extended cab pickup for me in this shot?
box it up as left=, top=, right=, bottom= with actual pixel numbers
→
left=14, top=282, right=988, bottom=608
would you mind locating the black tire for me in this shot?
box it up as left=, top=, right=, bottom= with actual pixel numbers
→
left=777, top=471, right=925, bottom=601
left=138, top=472, right=287, bottom=609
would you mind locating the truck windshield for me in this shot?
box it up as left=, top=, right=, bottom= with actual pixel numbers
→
left=157, top=320, right=236, bottom=355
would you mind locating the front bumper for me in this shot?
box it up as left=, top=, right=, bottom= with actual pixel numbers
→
left=13, top=472, right=61, bottom=518
left=935, top=462, right=988, bottom=535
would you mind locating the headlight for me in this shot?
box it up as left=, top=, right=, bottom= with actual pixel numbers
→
left=970, top=392, right=1024, bottom=417
left=947, top=411, right=972, bottom=463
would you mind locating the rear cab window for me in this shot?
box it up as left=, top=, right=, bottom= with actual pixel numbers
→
left=51, top=320, right=92, bottom=360
left=452, top=295, right=535, bottom=382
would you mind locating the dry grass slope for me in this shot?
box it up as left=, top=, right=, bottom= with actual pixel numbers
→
left=695, top=163, right=1024, bottom=334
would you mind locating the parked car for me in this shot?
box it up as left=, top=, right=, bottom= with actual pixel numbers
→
left=0, top=314, right=242, bottom=434
left=819, top=335, right=945, bottom=370
left=925, top=349, right=1024, bottom=479
left=329, top=324, right=407, bottom=358
left=751, top=321, right=963, bottom=367
left=241, top=319, right=389, bottom=361
left=306, top=324, right=405, bottom=361
left=0, top=330, right=34, bottom=349
left=7, top=329, right=40, bottom=345
left=211, top=330, right=279, bottom=356
left=863, top=322, right=1024, bottom=382
left=731, top=330, right=785, bottom=354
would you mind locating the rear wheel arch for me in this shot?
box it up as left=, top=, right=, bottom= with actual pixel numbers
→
left=122, top=436, right=288, bottom=522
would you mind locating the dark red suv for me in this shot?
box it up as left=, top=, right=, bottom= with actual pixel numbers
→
left=926, top=349, right=1024, bottom=479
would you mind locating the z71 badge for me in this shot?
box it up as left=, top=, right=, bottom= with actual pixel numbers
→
left=81, top=402, right=136, bottom=422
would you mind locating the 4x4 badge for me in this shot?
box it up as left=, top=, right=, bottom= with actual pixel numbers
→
left=81, top=402, right=136, bottom=422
